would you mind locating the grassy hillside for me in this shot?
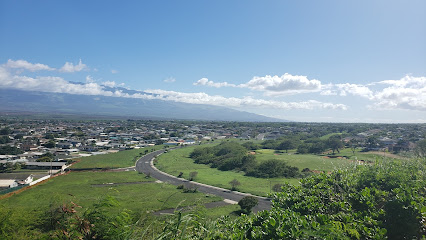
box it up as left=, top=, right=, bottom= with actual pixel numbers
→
left=155, top=146, right=300, bottom=196
left=70, top=145, right=163, bottom=169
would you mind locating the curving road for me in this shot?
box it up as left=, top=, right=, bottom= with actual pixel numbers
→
left=135, top=148, right=271, bottom=213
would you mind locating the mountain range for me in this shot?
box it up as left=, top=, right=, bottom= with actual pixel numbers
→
left=0, top=89, right=284, bottom=122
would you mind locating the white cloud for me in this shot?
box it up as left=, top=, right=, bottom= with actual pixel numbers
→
left=0, top=63, right=348, bottom=112
left=193, top=74, right=322, bottom=95
left=335, top=83, right=374, bottom=99
left=320, top=90, right=338, bottom=96
left=329, top=75, right=426, bottom=111
left=193, top=78, right=236, bottom=88
left=111, top=69, right=118, bottom=74
left=86, top=75, right=95, bottom=83
left=59, top=59, right=88, bottom=72
left=5, top=59, right=54, bottom=72
left=371, top=76, right=426, bottom=111
left=163, top=77, right=176, bottom=83
left=144, top=89, right=347, bottom=110
left=241, top=73, right=322, bottom=95
left=102, top=81, right=117, bottom=88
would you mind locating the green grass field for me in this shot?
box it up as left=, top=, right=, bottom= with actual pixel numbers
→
left=70, top=145, right=163, bottom=169
left=254, top=149, right=357, bottom=172
left=0, top=170, right=234, bottom=238
left=155, top=146, right=300, bottom=197
left=0, top=171, right=221, bottom=213
left=155, top=144, right=400, bottom=196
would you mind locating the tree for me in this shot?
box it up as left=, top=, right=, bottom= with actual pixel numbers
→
left=0, top=146, right=23, bottom=155
left=238, top=196, right=258, bottom=214
left=0, top=136, right=10, bottom=144
left=229, top=179, right=241, bottom=191
left=349, top=138, right=358, bottom=154
left=189, top=171, right=198, bottom=181
left=247, top=159, right=299, bottom=178
left=44, top=140, right=56, bottom=148
left=242, top=142, right=260, bottom=150
left=414, top=139, right=426, bottom=159
left=277, top=139, right=300, bottom=153
left=0, top=127, right=11, bottom=135
left=272, top=183, right=284, bottom=192
left=327, top=137, right=343, bottom=154
left=297, top=143, right=309, bottom=154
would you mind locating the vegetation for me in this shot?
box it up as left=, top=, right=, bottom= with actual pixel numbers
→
left=151, top=158, right=426, bottom=239
left=238, top=196, right=258, bottom=214
left=246, top=159, right=299, bottom=178
left=415, top=139, right=426, bottom=159
left=190, top=142, right=299, bottom=179
left=156, top=146, right=300, bottom=196
left=0, top=171, right=224, bottom=238
left=229, top=179, right=241, bottom=191
left=190, top=142, right=255, bottom=172
left=0, top=146, right=23, bottom=155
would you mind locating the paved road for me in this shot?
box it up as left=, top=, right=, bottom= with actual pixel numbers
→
left=135, top=148, right=271, bottom=213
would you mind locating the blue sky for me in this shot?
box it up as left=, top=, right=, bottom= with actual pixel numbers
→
left=1, top=1, right=425, bottom=122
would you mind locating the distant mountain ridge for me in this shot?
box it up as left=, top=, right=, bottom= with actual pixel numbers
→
left=0, top=89, right=285, bottom=122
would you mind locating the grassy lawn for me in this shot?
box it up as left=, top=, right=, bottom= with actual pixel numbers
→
left=70, top=145, right=163, bottom=169
left=155, top=144, right=402, bottom=196
left=0, top=171, right=223, bottom=222
left=155, top=146, right=300, bottom=197
left=254, top=149, right=357, bottom=172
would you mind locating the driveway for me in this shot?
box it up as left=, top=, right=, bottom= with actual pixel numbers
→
left=135, top=148, right=271, bottom=213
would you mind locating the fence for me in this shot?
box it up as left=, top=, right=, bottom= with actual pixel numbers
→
left=0, top=184, right=29, bottom=195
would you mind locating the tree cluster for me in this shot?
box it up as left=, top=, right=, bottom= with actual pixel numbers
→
left=190, top=142, right=300, bottom=178
left=0, top=145, right=23, bottom=155
left=190, top=142, right=256, bottom=172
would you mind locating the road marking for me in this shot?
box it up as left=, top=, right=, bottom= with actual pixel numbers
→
left=224, top=199, right=238, bottom=204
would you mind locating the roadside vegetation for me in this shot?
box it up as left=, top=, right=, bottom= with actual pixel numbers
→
left=2, top=156, right=424, bottom=239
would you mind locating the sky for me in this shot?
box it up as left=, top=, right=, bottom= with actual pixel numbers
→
left=0, top=0, right=425, bottom=123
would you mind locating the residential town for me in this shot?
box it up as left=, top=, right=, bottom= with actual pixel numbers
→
left=1, top=118, right=425, bottom=192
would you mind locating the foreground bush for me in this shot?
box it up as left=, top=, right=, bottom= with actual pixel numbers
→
left=158, top=158, right=426, bottom=239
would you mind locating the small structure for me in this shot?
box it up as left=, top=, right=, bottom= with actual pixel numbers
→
left=25, top=162, right=67, bottom=171
left=0, top=173, right=34, bottom=190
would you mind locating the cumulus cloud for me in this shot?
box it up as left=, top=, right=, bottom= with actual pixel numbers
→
left=59, top=59, right=88, bottom=72
left=5, top=59, right=55, bottom=72
left=102, top=81, right=117, bottom=88
left=86, top=75, right=95, bottom=83
left=193, top=74, right=322, bottom=95
left=193, top=78, right=236, bottom=87
left=327, top=75, right=426, bottom=111
left=0, top=60, right=347, bottom=112
left=163, top=77, right=176, bottom=83
left=371, top=76, right=426, bottom=111
left=144, top=89, right=347, bottom=110
left=335, top=83, right=374, bottom=99
left=320, top=90, right=338, bottom=96
left=241, top=73, right=322, bottom=95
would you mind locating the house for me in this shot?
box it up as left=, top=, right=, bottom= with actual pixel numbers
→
left=0, top=173, right=34, bottom=190
left=0, top=180, right=18, bottom=190
left=25, top=162, right=67, bottom=171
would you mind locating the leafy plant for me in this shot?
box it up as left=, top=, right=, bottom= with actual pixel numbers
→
left=238, top=196, right=258, bottom=214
